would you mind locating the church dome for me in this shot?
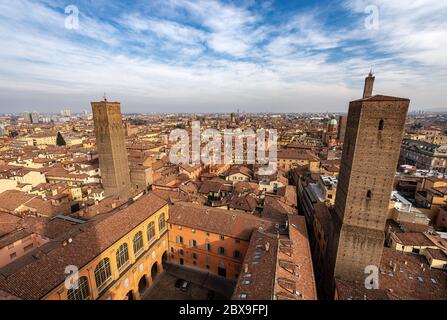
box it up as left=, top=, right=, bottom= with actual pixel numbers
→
left=329, top=118, right=338, bottom=125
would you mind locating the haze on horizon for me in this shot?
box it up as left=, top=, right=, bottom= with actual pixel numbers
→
left=0, top=0, right=446, bottom=114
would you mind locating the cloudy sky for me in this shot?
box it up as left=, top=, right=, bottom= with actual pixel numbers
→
left=0, top=0, right=446, bottom=114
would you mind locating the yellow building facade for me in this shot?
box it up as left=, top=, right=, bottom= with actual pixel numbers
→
left=44, top=203, right=169, bottom=300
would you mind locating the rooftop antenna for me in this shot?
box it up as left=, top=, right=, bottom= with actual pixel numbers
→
left=369, top=66, right=373, bottom=76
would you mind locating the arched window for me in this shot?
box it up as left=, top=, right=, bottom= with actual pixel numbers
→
left=366, top=190, right=372, bottom=199
left=116, top=243, right=129, bottom=270
left=133, top=231, right=144, bottom=255
left=378, top=119, right=384, bottom=131
left=218, top=247, right=226, bottom=255
left=94, top=258, right=111, bottom=289
left=158, top=213, right=166, bottom=231
left=67, top=276, right=90, bottom=300
left=147, top=222, right=156, bottom=243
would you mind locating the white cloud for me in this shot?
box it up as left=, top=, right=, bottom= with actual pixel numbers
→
left=0, top=0, right=446, bottom=113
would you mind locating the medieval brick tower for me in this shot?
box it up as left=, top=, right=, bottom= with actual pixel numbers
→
left=92, top=98, right=132, bottom=200
left=332, top=73, right=410, bottom=282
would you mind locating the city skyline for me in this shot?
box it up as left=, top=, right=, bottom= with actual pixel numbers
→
left=0, top=0, right=446, bottom=113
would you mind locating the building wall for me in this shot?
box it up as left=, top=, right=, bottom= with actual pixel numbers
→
left=228, top=173, right=250, bottom=184
left=333, top=97, right=409, bottom=282
left=44, top=204, right=169, bottom=300
left=168, top=223, right=248, bottom=280
left=435, top=207, right=447, bottom=230
left=0, top=179, right=19, bottom=194
left=130, top=166, right=153, bottom=192
left=0, top=233, right=49, bottom=268
left=15, top=171, right=46, bottom=187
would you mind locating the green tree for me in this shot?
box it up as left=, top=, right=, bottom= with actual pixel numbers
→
left=56, top=132, right=66, bottom=146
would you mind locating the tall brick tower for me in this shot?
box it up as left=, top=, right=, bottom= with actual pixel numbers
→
left=332, top=73, right=410, bottom=282
left=92, top=97, right=132, bottom=200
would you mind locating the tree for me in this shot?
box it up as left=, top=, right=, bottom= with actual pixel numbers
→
left=56, top=132, right=66, bottom=146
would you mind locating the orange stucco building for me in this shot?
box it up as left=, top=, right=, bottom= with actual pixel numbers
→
left=168, top=202, right=277, bottom=280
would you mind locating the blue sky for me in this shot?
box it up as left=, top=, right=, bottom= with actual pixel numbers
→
left=0, top=0, right=446, bottom=113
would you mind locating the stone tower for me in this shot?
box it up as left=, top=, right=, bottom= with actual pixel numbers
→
left=337, top=115, right=347, bottom=145
left=332, top=73, right=410, bottom=282
left=92, top=98, right=132, bottom=200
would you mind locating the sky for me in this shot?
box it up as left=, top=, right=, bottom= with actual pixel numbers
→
left=0, top=0, right=446, bottom=114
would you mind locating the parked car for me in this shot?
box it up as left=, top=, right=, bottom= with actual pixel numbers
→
left=175, top=279, right=185, bottom=288
left=180, top=281, right=190, bottom=292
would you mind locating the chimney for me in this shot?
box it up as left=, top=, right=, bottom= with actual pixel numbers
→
left=362, top=70, right=375, bottom=99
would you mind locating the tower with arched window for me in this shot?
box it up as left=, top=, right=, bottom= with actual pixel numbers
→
left=330, top=73, right=410, bottom=284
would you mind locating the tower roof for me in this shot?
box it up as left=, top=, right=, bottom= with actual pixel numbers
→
left=353, top=94, right=410, bottom=103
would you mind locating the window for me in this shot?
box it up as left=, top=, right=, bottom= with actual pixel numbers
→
left=179, top=249, right=184, bottom=256
left=147, top=222, right=156, bottom=243
left=176, top=236, right=184, bottom=244
left=9, top=252, right=16, bottom=260
left=133, top=231, right=144, bottom=256
left=366, top=190, right=372, bottom=199
left=218, top=247, right=225, bottom=255
left=206, top=241, right=211, bottom=252
left=158, top=213, right=166, bottom=231
left=67, top=276, right=90, bottom=300
left=189, top=239, right=197, bottom=248
left=94, top=258, right=112, bottom=289
left=192, top=253, right=197, bottom=260
left=378, top=119, right=384, bottom=131
left=116, top=243, right=129, bottom=270
left=220, top=235, right=225, bottom=240
left=233, top=250, right=241, bottom=259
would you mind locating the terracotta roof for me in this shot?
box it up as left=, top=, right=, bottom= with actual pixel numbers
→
left=234, top=181, right=259, bottom=194
left=0, top=211, right=21, bottom=237
left=198, top=179, right=231, bottom=194
left=393, top=232, right=436, bottom=247
left=263, top=196, right=297, bottom=220
left=168, top=202, right=276, bottom=241
left=232, top=215, right=317, bottom=300
left=336, top=247, right=447, bottom=300
left=352, top=94, right=410, bottom=102
left=229, top=194, right=258, bottom=212
left=0, top=190, right=36, bottom=212
left=277, top=149, right=318, bottom=161
left=426, top=248, right=447, bottom=261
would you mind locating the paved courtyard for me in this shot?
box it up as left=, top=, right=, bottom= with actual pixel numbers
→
left=142, top=263, right=235, bottom=300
